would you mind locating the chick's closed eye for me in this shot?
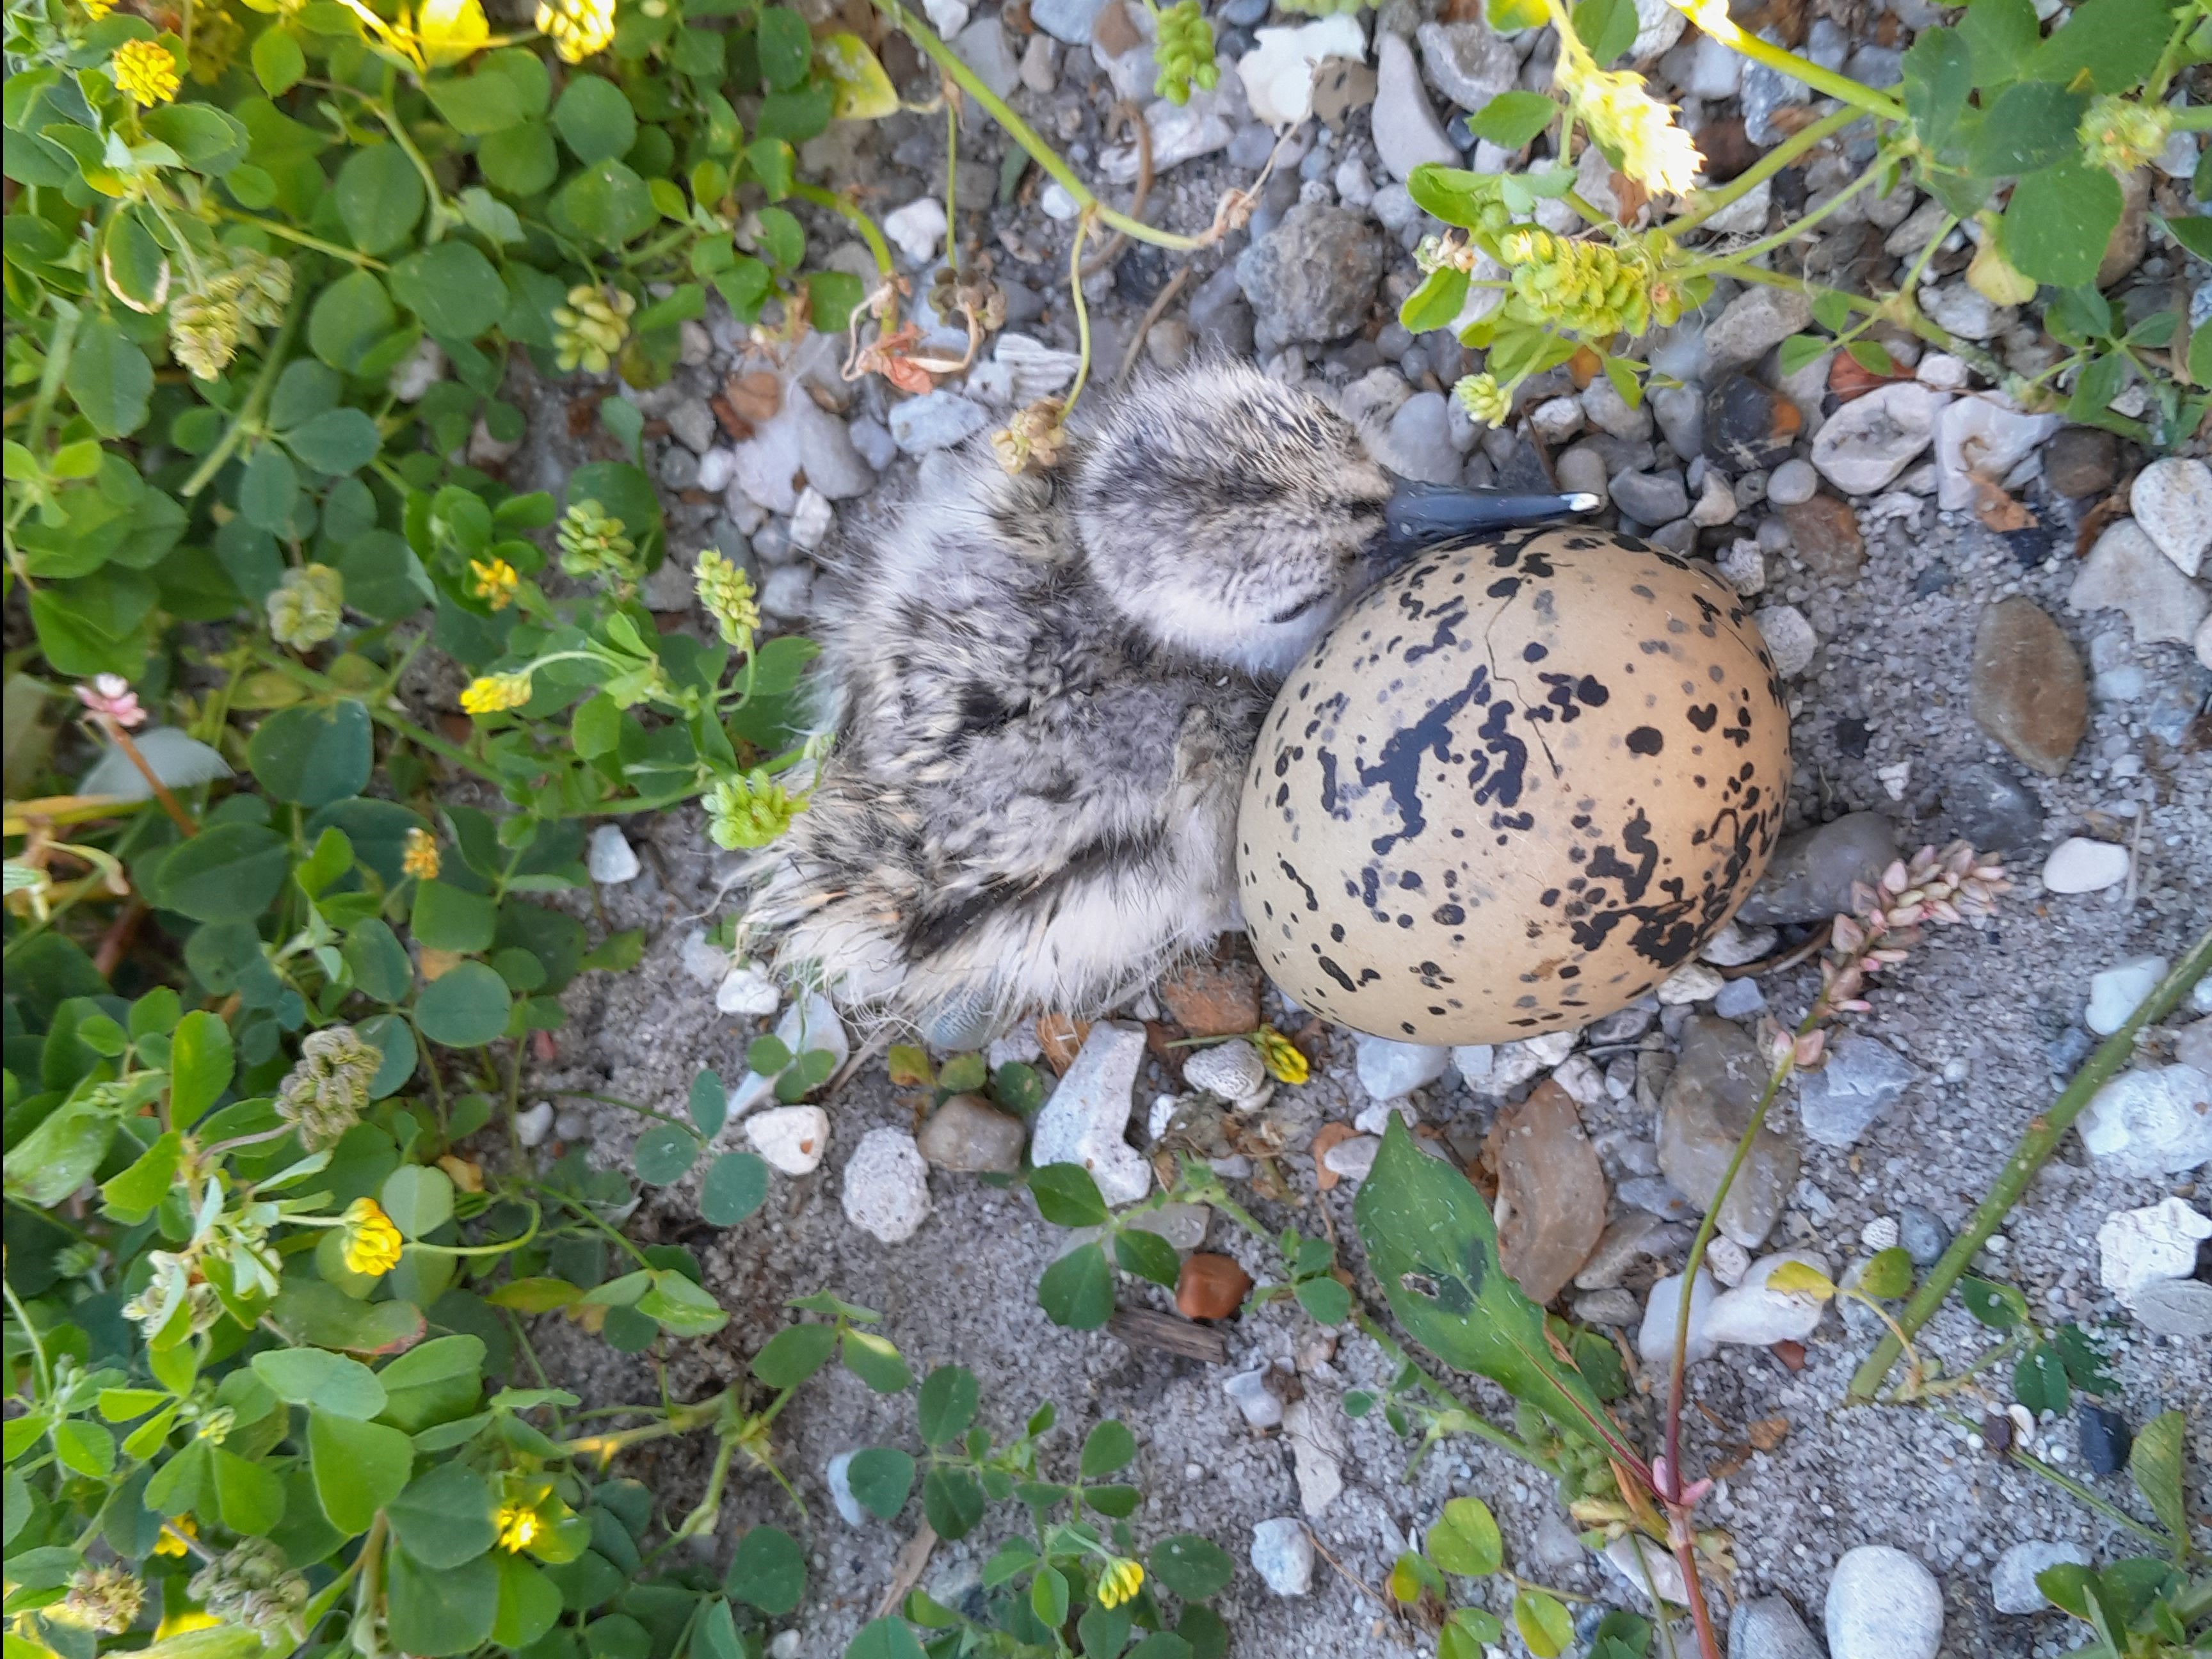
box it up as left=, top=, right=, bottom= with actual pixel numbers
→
left=1267, top=593, right=1327, bottom=626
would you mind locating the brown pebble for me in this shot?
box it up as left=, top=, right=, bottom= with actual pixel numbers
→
left=1969, top=597, right=2087, bottom=777
left=1176, top=1253, right=1254, bottom=1320
left=725, top=369, right=782, bottom=424
left=1694, top=116, right=1759, bottom=183
left=1771, top=1339, right=1806, bottom=1371
left=1036, top=1014, right=1091, bottom=1074
left=1982, top=1412, right=2014, bottom=1453
left=1158, top=950, right=1262, bottom=1038
left=1781, top=494, right=1865, bottom=579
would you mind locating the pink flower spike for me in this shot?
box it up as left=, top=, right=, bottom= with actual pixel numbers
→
left=75, top=674, right=147, bottom=728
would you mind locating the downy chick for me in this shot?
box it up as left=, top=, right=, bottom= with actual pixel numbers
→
left=742, top=357, right=1588, bottom=1043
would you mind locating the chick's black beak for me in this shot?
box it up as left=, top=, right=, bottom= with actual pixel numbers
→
left=1381, top=481, right=1601, bottom=559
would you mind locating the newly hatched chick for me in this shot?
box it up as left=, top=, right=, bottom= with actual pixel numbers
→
left=742, top=358, right=1587, bottom=1041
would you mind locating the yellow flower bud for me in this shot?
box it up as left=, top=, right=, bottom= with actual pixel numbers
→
left=461, top=671, right=534, bottom=714
left=113, top=38, right=181, bottom=107
left=339, top=1198, right=404, bottom=1277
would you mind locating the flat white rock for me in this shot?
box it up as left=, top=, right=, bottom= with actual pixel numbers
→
left=1809, top=383, right=1950, bottom=497
left=2077, top=1064, right=2212, bottom=1176
left=883, top=197, right=947, bottom=265
left=825, top=1450, right=866, bottom=1525
left=1371, top=32, right=1457, bottom=181
left=1825, top=1544, right=1943, bottom=1659
left=1933, top=396, right=2058, bottom=512
left=1030, top=1022, right=1153, bottom=1206
left=1183, top=1039, right=1270, bottom=1105
left=2096, top=1196, right=2211, bottom=1306
left=1604, top=1534, right=1687, bottom=1604
left=2041, top=837, right=2130, bottom=894
left=2086, top=954, right=2167, bottom=1036
left=1251, top=1518, right=1315, bottom=1595
left=584, top=824, right=640, bottom=883
left=715, top=961, right=781, bottom=1016
left=1991, top=1540, right=2092, bottom=1614
left=1639, top=1268, right=1718, bottom=1367
left=680, top=927, right=732, bottom=987
left=1238, top=14, right=1366, bottom=127
left=1703, top=1251, right=1829, bottom=1345
left=1224, top=1367, right=1284, bottom=1429
left=1354, top=1034, right=1450, bottom=1100
left=2070, top=518, right=2212, bottom=647
left=748, top=1104, right=830, bottom=1174
left=2129, top=456, right=2212, bottom=577
left=840, top=1128, right=931, bottom=1242
left=1280, top=1399, right=1346, bottom=1516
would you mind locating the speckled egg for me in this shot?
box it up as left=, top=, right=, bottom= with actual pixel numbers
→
left=1236, top=529, right=1791, bottom=1043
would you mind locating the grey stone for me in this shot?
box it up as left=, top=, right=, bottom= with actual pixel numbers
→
left=1251, top=1518, right=1315, bottom=1596
left=2071, top=519, right=2212, bottom=646
left=1381, top=392, right=1461, bottom=485
left=1943, top=761, right=2043, bottom=851
left=1826, top=1545, right=1943, bottom=1659
left=1767, top=458, right=1818, bottom=506
left=1237, top=204, right=1385, bottom=344
left=1810, top=382, right=1948, bottom=496
left=1991, top=1541, right=2091, bottom=1615
left=1651, top=384, right=1703, bottom=460
left=1372, top=33, right=1458, bottom=180
left=952, top=15, right=1020, bottom=98
left=2131, top=1278, right=2212, bottom=1338
left=1032, top=1022, right=1152, bottom=1205
left=1658, top=1016, right=1799, bottom=1247
left=1355, top=1034, right=1450, bottom=1100
left=586, top=824, right=640, bottom=883
left=1729, top=1596, right=1823, bottom=1659
left=888, top=392, right=993, bottom=454
left=1898, top=1204, right=1952, bottom=1267
left=2078, top=1064, right=2212, bottom=1176
left=1705, top=287, right=1813, bottom=373
left=1795, top=1034, right=1918, bottom=1147
left=1555, top=444, right=1610, bottom=504
left=1030, top=0, right=1105, bottom=45
left=841, top=1128, right=932, bottom=1243
left=1416, top=19, right=1519, bottom=109
left=916, top=1094, right=1028, bottom=1173
left=1611, top=470, right=1690, bottom=525
left=1736, top=811, right=1898, bottom=926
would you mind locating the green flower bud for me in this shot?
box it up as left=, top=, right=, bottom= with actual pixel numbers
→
left=556, top=499, right=641, bottom=589
left=706, top=768, right=804, bottom=849
left=275, top=1025, right=381, bottom=1150
left=266, top=562, right=344, bottom=648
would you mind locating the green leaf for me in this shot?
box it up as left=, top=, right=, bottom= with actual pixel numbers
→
left=2032, top=0, right=2170, bottom=92
left=154, top=821, right=291, bottom=922
left=253, top=26, right=306, bottom=93
left=1857, top=1247, right=1914, bottom=1299
left=2167, top=216, right=2212, bottom=261
left=1485, top=0, right=1544, bottom=27
left=1513, top=1590, right=1574, bottom=1658
left=921, top=1467, right=984, bottom=1540
left=480, top=122, right=559, bottom=195
left=1038, top=1241, right=1116, bottom=1329
left=1149, top=1535, right=1233, bottom=1599
left=376, top=1334, right=486, bottom=1432
left=310, top=270, right=398, bottom=374
left=1900, top=26, right=1973, bottom=159
left=1425, top=1495, right=1503, bottom=1576
left=698, top=1150, right=769, bottom=1225
left=387, top=1544, right=499, bottom=1655
left=2003, top=161, right=2121, bottom=288
left=2128, top=1409, right=2187, bottom=1551
left=688, top=1069, right=726, bottom=1138
left=1078, top=1420, right=1136, bottom=1479
left=345, top=919, right=415, bottom=1004
left=1959, top=1275, right=2029, bottom=1329
left=2014, top=1341, right=2069, bottom=1416
left=552, top=74, right=636, bottom=163
left=1441, top=1608, right=1507, bottom=1659
left=1465, top=88, right=1557, bottom=150
left=1958, top=0, right=2039, bottom=87
left=390, top=241, right=508, bottom=341
left=844, top=1619, right=929, bottom=1659
left=1354, top=1121, right=1624, bottom=1459
left=493, top=1552, right=564, bottom=1647
left=1032, top=1565, right=1070, bottom=1629
left=387, top=1462, right=499, bottom=1567
left=335, top=141, right=426, bottom=255
left=252, top=1348, right=389, bottom=1418
left=1294, top=1274, right=1352, bottom=1326
left=917, top=1365, right=979, bottom=1447
left=841, top=1326, right=912, bottom=1393
left=424, top=69, right=521, bottom=135
left=846, top=1447, right=915, bottom=1519
left=1569, top=0, right=1635, bottom=64
left=1114, top=1226, right=1182, bottom=1289
left=1029, top=1162, right=1110, bottom=1227
left=726, top=1524, right=806, bottom=1614
left=636, top=1269, right=728, bottom=1336
left=165, top=1011, right=235, bottom=1127
left=309, top=1407, right=415, bottom=1534
left=632, top=1121, right=699, bottom=1185
left=1776, top=333, right=1830, bottom=378
left=1399, top=266, right=1471, bottom=335
left=554, top=159, right=658, bottom=248
left=756, top=7, right=812, bottom=89
left=270, top=1279, right=425, bottom=1354
left=284, top=407, right=381, bottom=474
left=239, top=443, right=300, bottom=533
left=212, top=1445, right=287, bottom=1534
left=381, top=1164, right=456, bottom=1238
left=1968, top=81, right=2090, bottom=176
left=415, top=961, right=512, bottom=1047
left=67, top=317, right=154, bottom=439
left=412, top=880, right=497, bottom=952
left=815, top=31, right=898, bottom=118
left=52, top=1418, right=116, bottom=1479
left=751, top=1321, right=838, bottom=1388
left=248, top=700, right=373, bottom=806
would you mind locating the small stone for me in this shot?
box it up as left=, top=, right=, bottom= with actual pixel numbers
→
left=1019, top=32, right=1057, bottom=92
left=1932, top=396, right=2060, bottom=513
left=1176, top=1252, right=1254, bottom=1318
left=1795, top=1034, right=1918, bottom=1147
left=1321, top=1134, right=1381, bottom=1183
left=2077, top=1403, right=2131, bottom=1474
left=1825, top=1545, right=1943, bottom=1659
left=2040, top=837, right=2131, bottom=894
left=2129, top=456, right=2212, bottom=577
left=1380, top=393, right=1460, bottom=486
left=758, top=565, right=813, bottom=622
left=2071, top=519, right=2212, bottom=647
left=2044, top=428, right=2119, bottom=498
left=1638, top=1268, right=1718, bottom=1366
left=995, top=333, right=1086, bottom=402
left=1712, top=977, right=1766, bottom=1020
left=1701, top=919, right=1778, bottom=967
left=2096, top=1196, right=2210, bottom=1304
left=2130, top=1278, right=2212, bottom=1338
left=916, top=1094, right=1028, bottom=1173
left=1030, top=0, right=1104, bottom=44
left=2086, top=955, right=2167, bottom=1036
left=1753, top=604, right=1816, bottom=677
left=1810, top=382, right=1949, bottom=496
left=1237, top=204, right=1384, bottom=344
left=515, top=1100, right=553, bottom=1148
left=1943, top=762, right=2043, bottom=851
left=1280, top=1399, right=1346, bottom=1516
left=1031, top=1022, right=1152, bottom=1206
left=826, top=1451, right=865, bottom=1526
left=748, top=1104, right=830, bottom=1174
left=841, top=1128, right=931, bottom=1243
left=1861, top=1215, right=1901, bottom=1253
left=1573, top=1287, right=1642, bottom=1325
left=1706, top=287, right=1813, bottom=373
left=1690, top=472, right=1739, bottom=528
left=1704, top=1251, right=1829, bottom=1345
left=1416, top=19, right=1519, bottom=108
left=1657, top=961, right=1727, bottom=1004
left=1991, top=1541, right=2093, bottom=1614
left=1705, top=374, right=1802, bottom=474
left=1729, top=1596, right=1824, bottom=1659
left=1372, top=32, right=1459, bottom=180
left=1717, top=538, right=1767, bottom=595
left=1782, top=494, right=1864, bottom=577
left=1531, top=396, right=1585, bottom=444
left=1611, top=470, right=1690, bottom=525
left=715, top=961, right=781, bottom=1016
left=1899, top=1204, right=1951, bottom=1267
left=888, top=392, right=993, bottom=454
left=1129, top=1202, right=1209, bottom=1251
left=1736, top=812, right=1898, bottom=926
left=1251, top=1518, right=1315, bottom=1596
left=1224, top=1367, right=1285, bottom=1430
left=681, top=927, right=732, bottom=987
left=1658, top=1016, right=1799, bottom=1247
left=1355, top=1034, right=1450, bottom=1100
left=2077, top=1064, right=2212, bottom=1176
left=1583, top=376, right=1654, bottom=441
left=1488, top=1080, right=1607, bottom=1304
left=788, top=488, right=833, bottom=552
left=1184, top=1040, right=1269, bottom=1105
left=883, top=197, right=947, bottom=265
left=1651, top=383, right=1703, bottom=460
left=1159, top=954, right=1263, bottom=1036
left=586, top=824, right=641, bottom=883
left=1603, top=1534, right=1687, bottom=1606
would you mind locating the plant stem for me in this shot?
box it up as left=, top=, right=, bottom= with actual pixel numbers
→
left=867, top=0, right=1210, bottom=252
left=1669, top=0, right=1905, bottom=122
left=1690, top=166, right=1877, bottom=273
left=1663, top=107, right=1862, bottom=237
left=1849, top=927, right=2212, bottom=1400
left=95, top=714, right=199, bottom=836
left=1063, top=212, right=1096, bottom=418
left=1351, top=1310, right=1560, bottom=1471
left=792, top=184, right=895, bottom=280
left=180, top=294, right=302, bottom=499
left=218, top=209, right=389, bottom=268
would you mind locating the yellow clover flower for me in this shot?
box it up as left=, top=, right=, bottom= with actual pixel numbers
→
left=1453, top=373, right=1514, bottom=430
left=1253, top=1025, right=1309, bottom=1086
left=1555, top=43, right=1700, bottom=198
left=470, top=556, right=520, bottom=611
left=461, top=671, right=534, bottom=715
left=535, top=0, right=616, bottom=61
left=83, top=0, right=115, bottom=17
left=495, top=1503, right=541, bottom=1552
left=339, top=1198, right=404, bottom=1277
left=113, top=38, right=182, bottom=107
left=401, top=828, right=441, bottom=880
left=694, top=547, right=760, bottom=650
left=1096, top=1558, right=1144, bottom=1610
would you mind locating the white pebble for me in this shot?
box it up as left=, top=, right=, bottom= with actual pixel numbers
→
left=1754, top=604, right=1818, bottom=677
left=1224, top=1367, right=1284, bottom=1430
left=2085, top=955, right=2167, bottom=1036
left=1991, top=1540, right=2091, bottom=1614
left=586, top=824, right=641, bottom=883
left=1704, top=1251, right=1829, bottom=1345
left=2096, top=1196, right=2211, bottom=1306
left=2041, top=837, right=2131, bottom=894
left=826, top=1451, right=866, bottom=1525
left=747, top=1104, right=830, bottom=1174
left=1249, top=1518, right=1314, bottom=1596
left=840, top=1128, right=931, bottom=1242
left=1638, top=1269, right=1717, bottom=1367
left=715, top=961, right=781, bottom=1016
left=1030, top=1022, right=1153, bottom=1206
left=789, top=486, right=834, bottom=552
left=515, top=1100, right=554, bottom=1148
left=883, top=196, right=949, bottom=264
left=1656, top=962, right=1726, bottom=1004
left=680, top=927, right=732, bottom=986
left=1826, top=1544, right=1943, bottom=1659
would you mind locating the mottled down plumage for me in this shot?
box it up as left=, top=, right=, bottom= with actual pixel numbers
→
left=737, top=359, right=1406, bottom=1038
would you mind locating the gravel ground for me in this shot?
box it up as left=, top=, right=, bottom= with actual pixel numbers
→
left=454, top=1, right=2212, bottom=1653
